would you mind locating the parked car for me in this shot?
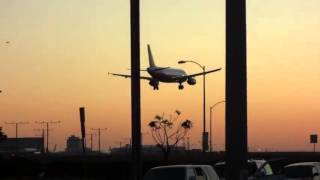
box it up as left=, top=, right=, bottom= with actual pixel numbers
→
left=284, top=162, right=320, bottom=180
left=214, top=159, right=276, bottom=180
left=143, top=165, right=220, bottom=180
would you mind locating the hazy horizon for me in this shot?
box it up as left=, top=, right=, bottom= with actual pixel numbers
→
left=1, top=0, right=320, bottom=152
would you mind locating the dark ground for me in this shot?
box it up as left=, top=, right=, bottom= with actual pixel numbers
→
left=1, top=151, right=320, bottom=180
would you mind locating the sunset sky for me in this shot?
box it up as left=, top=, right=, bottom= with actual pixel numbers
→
left=1, top=0, right=320, bottom=152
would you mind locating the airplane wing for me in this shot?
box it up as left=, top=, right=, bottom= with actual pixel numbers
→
left=108, top=72, right=152, bottom=80
left=184, top=68, right=222, bottom=78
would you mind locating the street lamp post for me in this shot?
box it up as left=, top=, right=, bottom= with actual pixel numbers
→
left=178, top=60, right=208, bottom=152
left=209, top=100, right=225, bottom=152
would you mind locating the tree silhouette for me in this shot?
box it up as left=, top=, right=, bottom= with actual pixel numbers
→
left=0, top=127, right=7, bottom=143
left=148, top=110, right=192, bottom=160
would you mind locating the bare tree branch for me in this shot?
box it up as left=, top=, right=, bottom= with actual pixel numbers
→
left=147, top=110, right=193, bottom=160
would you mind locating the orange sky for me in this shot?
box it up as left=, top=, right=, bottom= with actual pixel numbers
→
left=1, top=0, right=320, bottom=152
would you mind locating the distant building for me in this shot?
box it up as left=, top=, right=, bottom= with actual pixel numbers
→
left=0, top=137, right=44, bottom=154
left=110, top=144, right=132, bottom=153
left=65, top=135, right=82, bottom=153
left=110, top=144, right=186, bottom=154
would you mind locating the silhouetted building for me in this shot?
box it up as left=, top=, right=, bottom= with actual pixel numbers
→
left=65, top=135, right=82, bottom=153
left=110, top=144, right=186, bottom=154
left=110, top=144, right=132, bottom=153
left=0, top=137, right=44, bottom=153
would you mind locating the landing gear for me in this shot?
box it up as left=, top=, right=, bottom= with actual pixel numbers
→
left=153, top=85, right=159, bottom=90
left=149, top=79, right=159, bottom=90
left=178, top=84, right=184, bottom=90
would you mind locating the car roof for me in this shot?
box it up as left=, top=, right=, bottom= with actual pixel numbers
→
left=215, top=159, right=266, bottom=166
left=151, top=165, right=212, bottom=170
left=285, top=162, right=320, bottom=168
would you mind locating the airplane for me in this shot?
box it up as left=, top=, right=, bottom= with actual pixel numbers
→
left=108, top=44, right=221, bottom=90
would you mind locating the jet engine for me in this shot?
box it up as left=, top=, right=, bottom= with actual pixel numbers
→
left=149, top=79, right=159, bottom=90
left=187, top=77, right=196, bottom=85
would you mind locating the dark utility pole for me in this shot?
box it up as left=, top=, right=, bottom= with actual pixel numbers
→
left=226, top=0, right=248, bottom=179
left=91, top=128, right=107, bottom=153
left=98, top=129, right=101, bottom=152
left=36, top=121, right=60, bottom=153
left=79, top=107, right=86, bottom=155
left=130, top=0, right=141, bottom=180
left=91, top=134, right=93, bottom=151
left=46, top=123, right=49, bottom=153
left=5, top=121, right=28, bottom=153
left=42, top=128, right=45, bottom=154
left=34, top=128, right=46, bottom=154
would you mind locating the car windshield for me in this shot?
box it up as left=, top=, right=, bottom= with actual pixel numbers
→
left=143, top=167, right=186, bottom=180
left=215, top=162, right=258, bottom=178
left=285, top=165, right=313, bottom=178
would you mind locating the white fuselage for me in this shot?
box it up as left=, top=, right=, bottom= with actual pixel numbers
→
left=109, top=44, right=220, bottom=90
left=147, top=67, right=187, bottom=83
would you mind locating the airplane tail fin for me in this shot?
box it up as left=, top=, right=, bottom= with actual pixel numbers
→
left=147, top=44, right=156, bottom=67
